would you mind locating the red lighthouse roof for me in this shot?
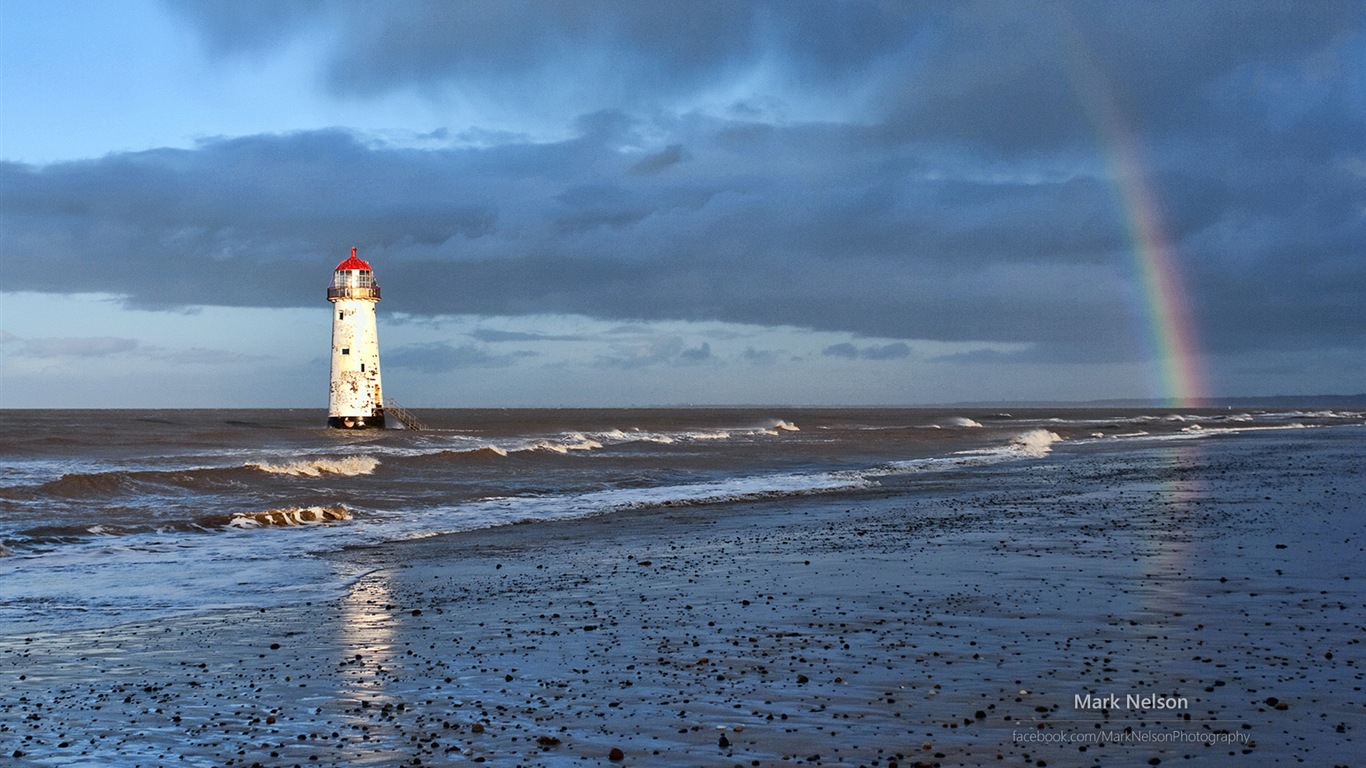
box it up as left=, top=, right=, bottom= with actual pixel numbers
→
left=335, top=247, right=372, bottom=272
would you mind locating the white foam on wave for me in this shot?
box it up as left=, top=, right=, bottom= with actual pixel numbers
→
left=228, top=505, right=354, bottom=529
left=1009, top=429, right=1064, bottom=456
left=247, top=455, right=380, bottom=477
left=525, top=434, right=604, bottom=454
left=592, top=471, right=873, bottom=513
left=686, top=431, right=731, bottom=440
left=384, top=444, right=511, bottom=459
left=1101, top=422, right=1318, bottom=445
left=946, top=417, right=984, bottom=428
left=346, top=420, right=801, bottom=463
left=587, top=428, right=679, bottom=444
left=869, top=430, right=1064, bottom=475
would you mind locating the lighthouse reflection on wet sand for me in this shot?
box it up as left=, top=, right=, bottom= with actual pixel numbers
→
left=327, top=247, right=385, bottom=429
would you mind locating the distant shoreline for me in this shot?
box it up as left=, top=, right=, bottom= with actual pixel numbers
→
left=2, top=395, right=1364, bottom=411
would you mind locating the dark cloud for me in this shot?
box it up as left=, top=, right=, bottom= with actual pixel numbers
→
left=630, top=145, right=686, bottom=176
left=6, top=2, right=1362, bottom=374
left=822, top=343, right=858, bottom=360
left=742, top=346, right=780, bottom=365
left=678, top=342, right=712, bottom=362
left=470, top=328, right=586, bottom=343
left=593, top=336, right=707, bottom=369
left=823, top=342, right=913, bottom=361
left=168, top=2, right=1364, bottom=154
left=861, top=342, right=912, bottom=361
left=167, top=0, right=923, bottom=105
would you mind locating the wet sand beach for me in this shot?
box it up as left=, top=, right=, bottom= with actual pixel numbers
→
left=3, top=427, right=1361, bottom=767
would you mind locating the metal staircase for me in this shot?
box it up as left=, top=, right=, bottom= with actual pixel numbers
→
left=383, top=399, right=427, bottom=430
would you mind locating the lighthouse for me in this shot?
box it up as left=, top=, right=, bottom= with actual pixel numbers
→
left=327, top=247, right=385, bottom=429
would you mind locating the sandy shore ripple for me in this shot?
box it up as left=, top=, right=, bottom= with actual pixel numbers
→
left=3, top=427, right=1362, bottom=767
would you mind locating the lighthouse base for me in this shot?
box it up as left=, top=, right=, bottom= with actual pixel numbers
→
left=328, top=413, right=387, bottom=430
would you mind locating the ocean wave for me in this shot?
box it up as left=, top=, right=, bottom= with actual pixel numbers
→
left=585, top=423, right=796, bottom=444
left=246, top=456, right=380, bottom=477
left=590, top=429, right=676, bottom=444
left=33, top=470, right=142, bottom=498
left=525, top=435, right=603, bottom=454
left=688, top=431, right=731, bottom=439
left=1009, top=429, right=1064, bottom=456
left=301, top=420, right=802, bottom=464
left=461, top=469, right=875, bottom=523
left=437, top=446, right=510, bottom=459
left=1263, top=409, right=1363, bottom=421
left=227, top=505, right=353, bottom=529
left=922, top=416, right=985, bottom=430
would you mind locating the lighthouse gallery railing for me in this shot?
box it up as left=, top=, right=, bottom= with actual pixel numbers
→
left=327, top=286, right=381, bottom=300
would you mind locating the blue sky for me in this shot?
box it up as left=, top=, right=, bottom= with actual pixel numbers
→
left=2, top=0, right=1363, bottom=407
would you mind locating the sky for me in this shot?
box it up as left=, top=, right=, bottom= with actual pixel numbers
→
left=1, top=0, right=1363, bottom=408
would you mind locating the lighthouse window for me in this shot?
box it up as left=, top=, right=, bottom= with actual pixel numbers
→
left=342, top=348, right=350, bottom=355
left=360, top=364, right=365, bottom=372
left=339, top=311, right=344, bottom=320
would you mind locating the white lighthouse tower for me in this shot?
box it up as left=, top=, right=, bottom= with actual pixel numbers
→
left=327, top=247, right=385, bottom=429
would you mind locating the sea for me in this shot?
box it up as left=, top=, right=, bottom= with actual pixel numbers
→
left=1, top=407, right=1361, bottom=634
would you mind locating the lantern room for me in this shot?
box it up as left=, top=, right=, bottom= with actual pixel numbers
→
left=327, top=247, right=381, bottom=301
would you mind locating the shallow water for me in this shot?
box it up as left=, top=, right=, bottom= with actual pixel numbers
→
left=1, top=407, right=1360, bottom=632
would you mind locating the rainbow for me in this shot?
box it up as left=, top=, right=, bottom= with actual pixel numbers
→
left=1062, top=20, right=1207, bottom=407
left=1105, top=135, right=1206, bottom=407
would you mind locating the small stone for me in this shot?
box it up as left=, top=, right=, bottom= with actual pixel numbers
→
left=719, top=734, right=730, bottom=748
left=609, top=747, right=625, bottom=761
